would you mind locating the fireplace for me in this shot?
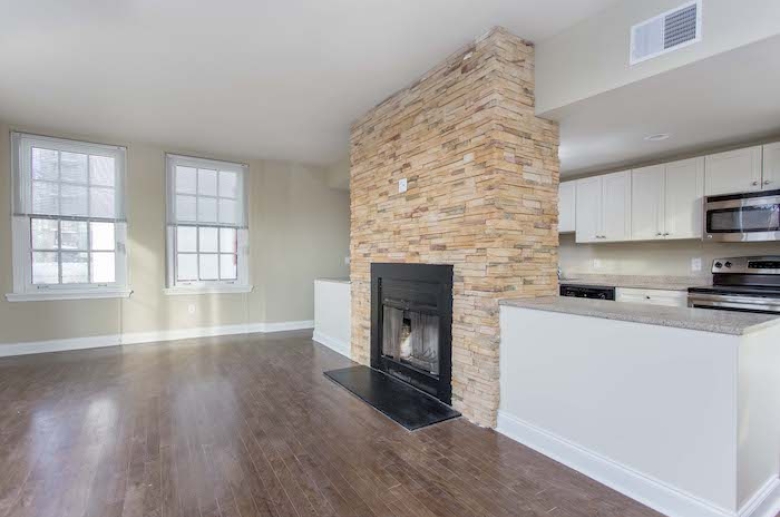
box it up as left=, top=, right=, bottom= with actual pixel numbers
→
left=371, top=263, right=453, bottom=404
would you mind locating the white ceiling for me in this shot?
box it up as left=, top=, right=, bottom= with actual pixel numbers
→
left=0, top=0, right=616, bottom=165
left=551, top=34, right=780, bottom=177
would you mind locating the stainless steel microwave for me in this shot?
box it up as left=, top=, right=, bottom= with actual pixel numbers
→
left=704, top=189, right=780, bottom=242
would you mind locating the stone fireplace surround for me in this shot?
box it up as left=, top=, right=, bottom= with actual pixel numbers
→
left=350, top=27, right=560, bottom=427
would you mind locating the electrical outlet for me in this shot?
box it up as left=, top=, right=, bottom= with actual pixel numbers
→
left=398, top=178, right=408, bottom=193
left=188, top=303, right=196, bottom=315
left=691, top=257, right=702, bottom=273
left=593, top=259, right=603, bottom=270
left=344, top=256, right=350, bottom=265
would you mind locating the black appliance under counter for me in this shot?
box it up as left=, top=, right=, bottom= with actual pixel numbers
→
left=559, top=284, right=616, bottom=300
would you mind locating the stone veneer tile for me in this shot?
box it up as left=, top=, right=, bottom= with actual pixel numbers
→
left=350, top=27, right=560, bottom=427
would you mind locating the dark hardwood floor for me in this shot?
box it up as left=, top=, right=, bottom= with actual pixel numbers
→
left=0, top=330, right=664, bottom=517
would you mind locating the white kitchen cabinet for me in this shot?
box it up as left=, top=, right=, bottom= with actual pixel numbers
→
left=664, top=157, right=705, bottom=239
left=616, top=287, right=688, bottom=307
left=704, top=146, right=762, bottom=196
left=601, top=172, right=632, bottom=241
left=575, top=176, right=602, bottom=243
left=558, top=181, right=576, bottom=233
left=631, top=165, right=665, bottom=240
left=762, top=142, right=780, bottom=190
left=575, top=171, right=631, bottom=243
left=631, top=158, right=704, bottom=241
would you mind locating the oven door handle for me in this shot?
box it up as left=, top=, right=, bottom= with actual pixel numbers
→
left=688, top=293, right=780, bottom=306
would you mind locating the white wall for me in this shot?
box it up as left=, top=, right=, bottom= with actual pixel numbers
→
left=559, top=233, right=780, bottom=277
left=739, top=324, right=780, bottom=508
left=536, top=0, right=780, bottom=114
left=499, top=306, right=739, bottom=514
left=313, top=279, right=351, bottom=358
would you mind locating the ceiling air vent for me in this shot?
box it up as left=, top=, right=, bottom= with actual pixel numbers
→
left=630, top=0, right=701, bottom=65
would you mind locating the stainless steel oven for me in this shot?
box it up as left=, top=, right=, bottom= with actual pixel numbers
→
left=703, top=189, right=780, bottom=242
left=688, top=257, right=780, bottom=315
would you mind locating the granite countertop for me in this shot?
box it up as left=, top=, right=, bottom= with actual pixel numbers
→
left=500, top=296, right=780, bottom=335
left=315, top=277, right=351, bottom=284
left=559, top=274, right=711, bottom=292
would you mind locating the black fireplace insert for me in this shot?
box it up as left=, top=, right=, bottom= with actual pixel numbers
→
left=371, top=263, right=453, bottom=404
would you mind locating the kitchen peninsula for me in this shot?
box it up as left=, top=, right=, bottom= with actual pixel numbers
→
left=497, top=296, right=780, bottom=517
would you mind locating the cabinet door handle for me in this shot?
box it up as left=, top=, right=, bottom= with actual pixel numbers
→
left=764, top=180, right=772, bottom=186
left=663, top=232, right=670, bottom=236
left=656, top=232, right=662, bottom=236
left=752, top=181, right=759, bottom=186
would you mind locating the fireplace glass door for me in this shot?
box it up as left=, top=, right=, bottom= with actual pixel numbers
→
left=382, top=305, right=440, bottom=377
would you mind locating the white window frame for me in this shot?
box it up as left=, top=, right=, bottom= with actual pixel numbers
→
left=6, top=133, right=131, bottom=302
left=164, top=154, right=252, bottom=295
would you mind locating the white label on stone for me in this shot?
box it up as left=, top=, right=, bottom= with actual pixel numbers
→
left=398, top=178, right=408, bottom=193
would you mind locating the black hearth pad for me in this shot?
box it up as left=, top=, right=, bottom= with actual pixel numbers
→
left=324, top=366, right=461, bottom=431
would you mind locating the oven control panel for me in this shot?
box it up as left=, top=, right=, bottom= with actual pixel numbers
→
left=712, top=256, right=780, bottom=275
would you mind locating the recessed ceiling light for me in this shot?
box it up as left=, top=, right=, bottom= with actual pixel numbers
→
left=644, top=133, right=670, bottom=142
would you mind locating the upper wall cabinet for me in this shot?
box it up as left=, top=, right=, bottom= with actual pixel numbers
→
left=704, top=146, right=762, bottom=196
left=575, top=171, right=631, bottom=243
left=664, top=157, right=705, bottom=239
left=763, top=142, right=780, bottom=190
left=601, top=172, right=632, bottom=242
left=559, top=182, right=576, bottom=233
left=575, top=176, right=601, bottom=243
left=630, top=164, right=665, bottom=240
left=631, top=158, right=704, bottom=241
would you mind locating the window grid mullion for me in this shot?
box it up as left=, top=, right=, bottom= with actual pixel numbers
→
left=216, top=170, right=221, bottom=224
left=86, top=159, right=93, bottom=283
left=196, top=224, right=202, bottom=282
left=57, top=219, right=63, bottom=285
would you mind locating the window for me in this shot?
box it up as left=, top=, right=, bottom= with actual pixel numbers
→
left=7, top=133, right=129, bottom=302
left=165, top=154, right=251, bottom=294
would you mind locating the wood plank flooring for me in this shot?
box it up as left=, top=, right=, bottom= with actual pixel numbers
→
left=0, top=330, right=665, bottom=517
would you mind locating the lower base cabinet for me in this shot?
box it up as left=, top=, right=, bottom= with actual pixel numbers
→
left=616, top=288, right=688, bottom=307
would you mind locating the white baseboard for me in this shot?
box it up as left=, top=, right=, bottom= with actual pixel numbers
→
left=0, top=334, right=122, bottom=358
left=496, top=410, right=736, bottom=517
left=121, top=323, right=252, bottom=345
left=254, top=320, right=315, bottom=333
left=0, top=320, right=315, bottom=358
left=312, top=330, right=351, bottom=359
left=739, top=477, right=780, bottom=517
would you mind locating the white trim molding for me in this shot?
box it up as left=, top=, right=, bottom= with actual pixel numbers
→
left=252, top=320, right=315, bottom=333
left=6, top=289, right=133, bottom=303
left=497, top=410, right=746, bottom=517
left=163, top=285, right=253, bottom=296
left=0, top=334, right=122, bottom=358
left=739, top=478, right=780, bottom=517
left=0, top=320, right=315, bottom=359
left=312, top=330, right=351, bottom=359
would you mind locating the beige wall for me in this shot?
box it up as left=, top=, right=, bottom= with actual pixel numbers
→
left=560, top=233, right=780, bottom=277
left=537, top=0, right=780, bottom=114
left=325, top=157, right=350, bottom=191
left=0, top=121, right=350, bottom=346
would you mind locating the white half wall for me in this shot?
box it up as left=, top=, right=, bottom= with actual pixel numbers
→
left=313, top=279, right=351, bottom=358
left=498, top=304, right=780, bottom=517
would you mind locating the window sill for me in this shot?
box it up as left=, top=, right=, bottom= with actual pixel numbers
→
left=5, top=289, right=133, bottom=303
left=163, top=285, right=254, bottom=296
